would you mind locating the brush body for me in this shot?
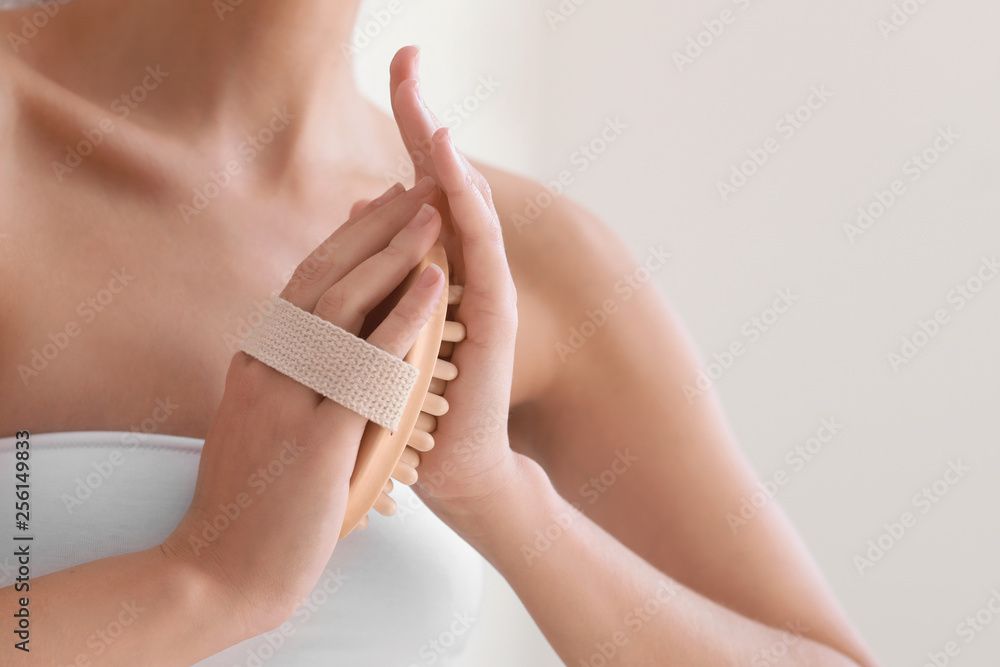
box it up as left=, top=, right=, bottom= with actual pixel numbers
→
left=340, top=242, right=464, bottom=538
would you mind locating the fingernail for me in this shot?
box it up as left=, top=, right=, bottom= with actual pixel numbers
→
left=408, top=203, right=436, bottom=229
left=406, top=175, right=436, bottom=199
left=417, top=263, right=442, bottom=288
left=373, top=182, right=404, bottom=205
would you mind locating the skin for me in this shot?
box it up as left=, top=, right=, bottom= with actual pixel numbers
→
left=0, top=0, right=881, bottom=665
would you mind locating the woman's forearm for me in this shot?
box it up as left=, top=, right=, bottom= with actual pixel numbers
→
left=447, top=456, right=864, bottom=667
left=1, top=545, right=253, bottom=666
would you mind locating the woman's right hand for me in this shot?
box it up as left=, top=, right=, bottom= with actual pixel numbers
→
left=160, top=177, right=445, bottom=636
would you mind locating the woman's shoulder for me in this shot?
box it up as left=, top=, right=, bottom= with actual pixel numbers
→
left=473, top=159, right=643, bottom=313
left=469, top=160, right=650, bottom=402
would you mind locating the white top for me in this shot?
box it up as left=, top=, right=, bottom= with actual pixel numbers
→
left=0, top=431, right=485, bottom=666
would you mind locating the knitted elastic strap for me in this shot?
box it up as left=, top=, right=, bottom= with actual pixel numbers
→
left=237, top=294, right=420, bottom=432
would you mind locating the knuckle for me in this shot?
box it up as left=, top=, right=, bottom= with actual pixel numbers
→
left=461, top=215, right=504, bottom=249
left=315, top=286, right=352, bottom=318
left=477, top=176, right=493, bottom=200
left=289, top=255, right=326, bottom=289
left=465, top=282, right=518, bottom=325
left=381, top=238, right=409, bottom=261
left=463, top=281, right=517, bottom=315
left=370, top=330, right=405, bottom=358
left=349, top=199, right=370, bottom=217
left=485, top=298, right=519, bottom=333
left=392, top=296, right=427, bottom=332
left=470, top=222, right=505, bottom=253
left=499, top=292, right=520, bottom=326
left=462, top=169, right=479, bottom=194
left=444, top=169, right=479, bottom=199
left=507, top=278, right=519, bottom=307
left=462, top=313, right=517, bottom=350
left=316, top=285, right=348, bottom=315
left=486, top=219, right=505, bottom=246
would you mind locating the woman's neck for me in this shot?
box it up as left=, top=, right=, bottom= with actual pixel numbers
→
left=6, top=0, right=385, bottom=176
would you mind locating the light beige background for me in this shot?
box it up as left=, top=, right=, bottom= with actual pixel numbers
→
left=352, top=1, right=1000, bottom=665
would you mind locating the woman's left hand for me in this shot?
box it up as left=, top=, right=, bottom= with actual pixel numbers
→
left=383, top=46, right=529, bottom=525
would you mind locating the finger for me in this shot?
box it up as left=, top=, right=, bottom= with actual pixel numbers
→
left=389, top=45, right=420, bottom=111
left=312, top=204, right=442, bottom=333
left=227, top=186, right=404, bottom=415
left=389, top=46, right=430, bottom=182
left=429, top=126, right=514, bottom=305
left=338, top=181, right=405, bottom=236
left=392, top=77, right=445, bottom=185
left=394, top=75, right=498, bottom=221
left=449, top=144, right=499, bottom=219
left=281, top=176, right=439, bottom=309
left=366, top=264, right=444, bottom=358
left=389, top=48, right=492, bottom=216
left=317, top=263, right=444, bottom=421
left=349, top=199, right=372, bottom=219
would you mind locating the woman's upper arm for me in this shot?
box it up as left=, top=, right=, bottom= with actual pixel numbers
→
left=499, top=187, right=878, bottom=666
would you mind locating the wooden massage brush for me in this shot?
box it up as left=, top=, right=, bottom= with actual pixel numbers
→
left=339, top=241, right=465, bottom=538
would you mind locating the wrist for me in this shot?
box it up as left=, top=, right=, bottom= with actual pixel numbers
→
left=434, top=454, right=562, bottom=566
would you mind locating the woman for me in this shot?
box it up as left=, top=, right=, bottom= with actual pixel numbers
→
left=0, top=0, right=881, bottom=664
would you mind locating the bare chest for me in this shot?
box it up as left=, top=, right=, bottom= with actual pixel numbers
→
left=0, top=174, right=551, bottom=440
left=0, top=175, right=331, bottom=436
